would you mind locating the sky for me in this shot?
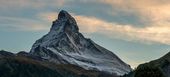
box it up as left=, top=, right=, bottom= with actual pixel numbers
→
left=0, top=0, right=170, bottom=68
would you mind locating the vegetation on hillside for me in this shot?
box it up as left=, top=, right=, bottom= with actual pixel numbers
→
left=0, top=50, right=117, bottom=77
left=123, top=52, right=170, bottom=77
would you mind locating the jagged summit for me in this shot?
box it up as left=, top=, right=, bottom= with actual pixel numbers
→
left=58, top=10, right=72, bottom=20
left=50, top=10, right=79, bottom=33
left=30, top=10, right=132, bottom=76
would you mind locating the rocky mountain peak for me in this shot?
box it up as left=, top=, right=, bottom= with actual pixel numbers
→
left=50, top=10, right=78, bottom=33
left=30, top=10, right=132, bottom=76
left=58, top=10, right=72, bottom=20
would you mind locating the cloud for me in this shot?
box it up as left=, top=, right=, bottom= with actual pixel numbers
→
left=1, top=0, right=169, bottom=24
left=0, top=16, right=49, bottom=31
left=38, top=12, right=170, bottom=45
left=0, top=0, right=66, bottom=9
left=38, top=12, right=58, bottom=22
left=89, top=0, right=170, bottom=45
left=1, top=0, right=170, bottom=45
left=99, top=0, right=170, bottom=23
left=77, top=16, right=170, bottom=45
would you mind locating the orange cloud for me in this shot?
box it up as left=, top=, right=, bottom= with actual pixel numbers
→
left=39, top=12, right=170, bottom=45
left=38, top=12, right=58, bottom=22
left=100, top=0, right=170, bottom=23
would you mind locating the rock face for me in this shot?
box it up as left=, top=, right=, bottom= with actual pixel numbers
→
left=30, top=10, right=132, bottom=75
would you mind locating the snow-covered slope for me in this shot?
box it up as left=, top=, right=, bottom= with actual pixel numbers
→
left=30, top=10, right=132, bottom=76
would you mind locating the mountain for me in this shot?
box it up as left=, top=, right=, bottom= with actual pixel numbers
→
left=123, top=52, right=170, bottom=77
left=0, top=50, right=117, bottom=77
left=30, top=10, right=132, bottom=76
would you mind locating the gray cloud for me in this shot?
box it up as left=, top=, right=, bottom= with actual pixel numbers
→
left=0, top=16, right=49, bottom=31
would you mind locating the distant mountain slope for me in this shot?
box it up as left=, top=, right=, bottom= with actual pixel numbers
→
left=0, top=50, right=118, bottom=77
left=123, top=52, right=170, bottom=77
left=30, top=10, right=132, bottom=76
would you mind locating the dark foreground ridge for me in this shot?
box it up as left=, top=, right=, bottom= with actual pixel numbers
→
left=123, top=52, right=170, bottom=77
left=0, top=50, right=117, bottom=77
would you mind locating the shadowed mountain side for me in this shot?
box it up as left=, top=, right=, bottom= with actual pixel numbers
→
left=123, top=52, right=170, bottom=77
left=0, top=50, right=118, bottom=77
